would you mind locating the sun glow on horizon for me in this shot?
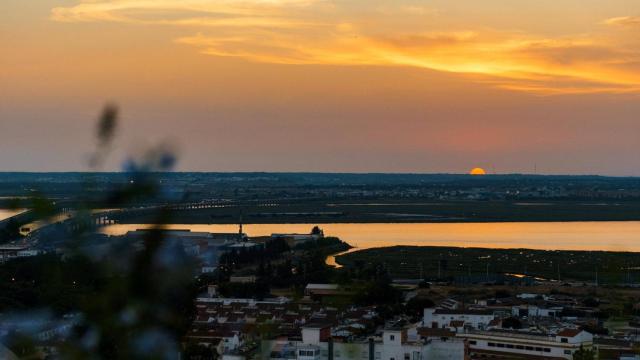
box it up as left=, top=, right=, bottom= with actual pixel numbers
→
left=470, top=167, right=487, bottom=176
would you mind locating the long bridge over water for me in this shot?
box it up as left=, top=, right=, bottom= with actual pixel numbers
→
left=1, top=199, right=235, bottom=248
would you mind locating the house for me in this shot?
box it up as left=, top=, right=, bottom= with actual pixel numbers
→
left=423, top=308, right=495, bottom=330
left=439, top=299, right=461, bottom=310
left=271, top=229, right=324, bottom=247
left=460, top=328, right=593, bottom=359
left=304, top=284, right=349, bottom=298
left=512, top=304, right=562, bottom=318
left=230, top=276, right=258, bottom=284
left=263, top=323, right=466, bottom=360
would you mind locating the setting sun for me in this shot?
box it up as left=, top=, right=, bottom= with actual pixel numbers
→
left=470, top=167, right=487, bottom=175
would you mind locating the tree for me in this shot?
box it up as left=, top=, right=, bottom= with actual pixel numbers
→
left=353, top=275, right=401, bottom=306
left=501, top=317, right=522, bottom=329
left=0, top=218, right=21, bottom=243
left=182, top=342, right=216, bottom=360
left=494, top=289, right=512, bottom=299
left=573, top=345, right=595, bottom=360
left=405, top=297, right=435, bottom=320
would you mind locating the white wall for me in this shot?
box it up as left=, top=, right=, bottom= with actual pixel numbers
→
left=423, top=308, right=494, bottom=329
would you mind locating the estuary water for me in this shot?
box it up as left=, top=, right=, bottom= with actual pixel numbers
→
left=99, top=222, right=640, bottom=266
left=0, top=209, right=26, bottom=221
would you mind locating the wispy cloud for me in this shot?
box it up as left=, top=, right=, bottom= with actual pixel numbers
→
left=51, top=0, right=324, bottom=27
left=51, top=1, right=640, bottom=95
left=603, top=16, right=640, bottom=27
left=176, top=31, right=640, bottom=94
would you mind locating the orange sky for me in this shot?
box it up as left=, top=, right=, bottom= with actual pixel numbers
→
left=1, top=1, right=640, bottom=174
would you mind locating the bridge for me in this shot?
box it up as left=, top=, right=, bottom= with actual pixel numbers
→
left=22, top=199, right=232, bottom=240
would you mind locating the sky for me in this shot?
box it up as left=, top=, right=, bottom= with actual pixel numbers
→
left=1, top=1, right=640, bottom=174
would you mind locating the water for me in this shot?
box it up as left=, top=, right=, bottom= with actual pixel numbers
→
left=99, top=222, right=640, bottom=266
left=0, top=209, right=26, bottom=221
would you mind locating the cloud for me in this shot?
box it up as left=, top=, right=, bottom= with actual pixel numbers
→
left=51, top=0, right=324, bottom=27
left=603, top=16, right=640, bottom=27
left=176, top=30, right=640, bottom=94
left=51, top=1, right=640, bottom=95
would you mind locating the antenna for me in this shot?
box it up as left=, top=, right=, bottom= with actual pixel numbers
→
left=486, top=263, right=490, bottom=283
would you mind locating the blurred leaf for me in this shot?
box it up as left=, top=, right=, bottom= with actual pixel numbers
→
left=97, top=104, right=118, bottom=146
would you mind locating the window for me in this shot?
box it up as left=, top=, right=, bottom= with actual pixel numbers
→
left=561, top=338, right=568, bottom=343
left=497, top=343, right=505, bottom=348
left=535, top=347, right=543, bottom=351
left=404, top=354, right=410, bottom=360
left=564, top=350, right=572, bottom=355
left=544, top=348, right=551, bottom=352
left=488, top=342, right=496, bottom=347
left=525, top=346, right=533, bottom=351
left=506, top=344, right=514, bottom=349
left=469, top=340, right=477, bottom=345
left=516, top=345, right=524, bottom=350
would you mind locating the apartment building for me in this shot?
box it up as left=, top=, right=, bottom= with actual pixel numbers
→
left=460, top=328, right=593, bottom=359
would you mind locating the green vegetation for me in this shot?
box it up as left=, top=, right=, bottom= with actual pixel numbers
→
left=574, top=345, right=596, bottom=360
left=0, top=254, right=100, bottom=313
left=336, top=245, right=640, bottom=283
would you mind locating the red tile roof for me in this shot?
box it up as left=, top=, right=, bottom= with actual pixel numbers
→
left=557, top=328, right=582, bottom=337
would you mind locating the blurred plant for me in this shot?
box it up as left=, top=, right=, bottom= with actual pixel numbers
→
left=0, top=105, right=197, bottom=359
left=89, top=103, right=118, bottom=169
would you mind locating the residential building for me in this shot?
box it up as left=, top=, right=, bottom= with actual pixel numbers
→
left=460, top=328, right=593, bottom=359
left=423, top=308, right=495, bottom=330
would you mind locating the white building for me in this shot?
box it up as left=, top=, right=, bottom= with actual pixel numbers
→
left=0, top=245, right=40, bottom=262
left=460, top=328, right=593, bottom=359
left=517, top=293, right=549, bottom=301
left=263, top=323, right=465, bottom=360
left=423, top=308, right=495, bottom=330
left=512, top=304, right=562, bottom=318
